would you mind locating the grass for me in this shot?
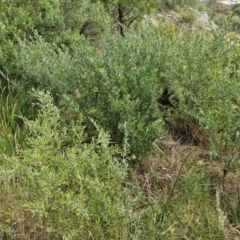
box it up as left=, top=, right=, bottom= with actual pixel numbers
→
left=0, top=87, right=23, bottom=156
left=136, top=133, right=240, bottom=239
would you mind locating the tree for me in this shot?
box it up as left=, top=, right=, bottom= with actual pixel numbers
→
left=100, top=0, right=157, bottom=36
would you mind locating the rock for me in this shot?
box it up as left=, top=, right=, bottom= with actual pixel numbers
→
left=143, top=9, right=217, bottom=30
left=194, top=10, right=218, bottom=29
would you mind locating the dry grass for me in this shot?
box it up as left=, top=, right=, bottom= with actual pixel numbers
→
left=136, top=132, right=240, bottom=239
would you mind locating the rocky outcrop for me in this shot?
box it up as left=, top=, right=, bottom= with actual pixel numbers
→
left=194, top=10, right=218, bottom=30
left=143, top=9, right=217, bottom=30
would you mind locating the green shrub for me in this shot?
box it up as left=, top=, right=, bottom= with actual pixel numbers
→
left=213, top=13, right=227, bottom=26
left=74, top=32, right=166, bottom=159
left=196, top=3, right=208, bottom=12
left=180, top=7, right=197, bottom=24
left=233, top=6, right=240, bottom=16
left=232, top=15, right=240, bottom=31
left=2, top=0, right=240, bottom=166
left=9, top=30, right=166, bottom=160
left=154, top=26, right=240, bottom=165
left=0, top=90, right=132, bottom=239
left=185, top=0, right=198, bottom=8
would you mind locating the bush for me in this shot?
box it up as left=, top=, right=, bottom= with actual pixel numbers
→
left=180, top=7, right=197, bottom=24
left=0, top=90, right=132, bottom=239
left=154, top=26, right=240, bottom=164
left=2, top=1, right=240, bottom=166
left=9, top=30, right=166, bottom=160
left=232, top=15, right=240, bottom=31
left=233, top=6, right=240, bottom=16
left=213, top=13, right=227, bottom=26
left=74, top=32, right=166, bottom=159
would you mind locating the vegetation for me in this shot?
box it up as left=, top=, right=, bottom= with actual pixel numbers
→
left=0, top=0, right=240, bottom=239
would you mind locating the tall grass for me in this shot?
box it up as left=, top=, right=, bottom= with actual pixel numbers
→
left=0, top=85, right=25, bottom=156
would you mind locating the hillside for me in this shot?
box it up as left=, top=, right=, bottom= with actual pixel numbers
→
left=0, top=0, right=240, bottom=239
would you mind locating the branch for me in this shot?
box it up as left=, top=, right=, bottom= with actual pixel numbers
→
left=118, top=3, right=125, bottom=37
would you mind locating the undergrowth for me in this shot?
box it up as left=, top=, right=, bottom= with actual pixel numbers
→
left=0, top=1, right=240, bottom=238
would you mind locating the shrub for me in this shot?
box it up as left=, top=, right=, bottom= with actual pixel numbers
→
left=213, top=13, right=227, bottom=26
left=0, top=90, right=131, bottom=239
left=154, top=26, right=240, bottom=165
left=74, top=32, right=166, bottom=159
left=180, top=7, right=197, bottom=24
left=3, top=3, right=240, bottom=167
left=233, top=6, right=240, bottom=19
left=232, top=15, right=240, bottom=31
left=10, top=30, right=166, bottom=160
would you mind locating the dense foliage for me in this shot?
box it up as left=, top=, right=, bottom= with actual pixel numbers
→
left=0, top=0, right=240, bottom=239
